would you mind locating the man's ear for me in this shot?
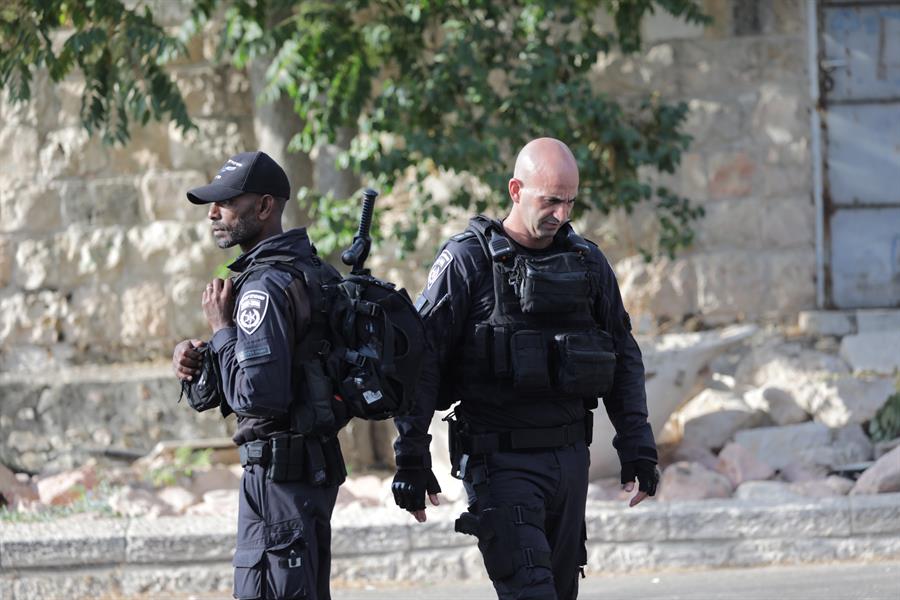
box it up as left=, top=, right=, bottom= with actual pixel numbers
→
left=257, top=194, right=275, bottom=220
left=508, top=178, right=522, bottom=204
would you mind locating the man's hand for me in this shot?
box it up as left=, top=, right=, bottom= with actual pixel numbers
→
left=391, top=468, right=441, bottom=523
left=173, top=339, right=205, bottom=382
left=621, top=459, right=660, bottom=507
left=202, top=278, right=234, bottom=333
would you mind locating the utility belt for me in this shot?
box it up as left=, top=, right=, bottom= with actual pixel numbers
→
left=239, top=434, right=345, bottom=486
left=446, top=411, right=593, bottom=479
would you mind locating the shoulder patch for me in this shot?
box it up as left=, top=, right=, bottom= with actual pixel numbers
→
left=450, top=230, right=476, bottom=242
left=237, top=290, right=270, bottom=335
left=426, top=248, right=454, bottom=290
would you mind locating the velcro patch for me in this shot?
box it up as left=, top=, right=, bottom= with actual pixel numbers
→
left=236, top=342, right=271, bottom=363
left=237, top=290, right=270, bottom=336
left=426, top=249, right=454, bottom=290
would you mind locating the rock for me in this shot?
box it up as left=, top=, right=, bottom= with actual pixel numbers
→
left=798, top=310, right=856, bottom=337
left=156, top=486, right=199, bottom=514
left=850, top=446, right=900, bottom=495
left=670, top=442, right=720, bottom=472
left=140, top=169, right=208, bottom=222
left=108, top=486, right=175, bottom=518
left=188, top=467, right=240, bottom=497
left=734, top=480, right=801, bottom=502
left=875, top=437, right=900, bottom=459
left=0, top=463, right=38, bottom=508
left=788, top=476, right=854, bottom=498
left=812, top=376, right=895, bottom=428
left=36, top=464, right=97, bottom=506
left=657, top=462, right=733, bottom=501
left=777, top=463, right=830, bottom=483
left=716, top=442, right=776, bottom=487
left=678, top=389, right=770, bottom=451
left=840, top=332, right=900, bottom=374
left=732, top=421, right=872, bottom=476
left=856, top=309, right=900, bottom=333
left=743, top=385, right=809, bottom=425
left=590, top=324, right=758, bottom=478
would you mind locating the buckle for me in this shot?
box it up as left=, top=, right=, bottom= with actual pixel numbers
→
left=513, top=505, right=525, bottom=525
left=344, top=349, right=367, bottom=367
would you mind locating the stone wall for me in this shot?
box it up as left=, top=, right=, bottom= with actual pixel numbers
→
left=0, top=0, right=816, bottom=371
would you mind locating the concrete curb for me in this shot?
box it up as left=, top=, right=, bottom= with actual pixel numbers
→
left=2, top=494, right=899, bottom=598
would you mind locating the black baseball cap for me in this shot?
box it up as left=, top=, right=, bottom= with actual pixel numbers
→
left=186, top=151, right=290, bottom=204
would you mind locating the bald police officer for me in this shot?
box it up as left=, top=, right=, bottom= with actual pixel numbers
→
left=173, top=151, right=346, bottom=600
left=391, top=138, right=659, bottom=600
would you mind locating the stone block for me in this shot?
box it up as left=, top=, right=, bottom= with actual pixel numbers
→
left=0, top=291, right=66, bottom=348
left=789, top=476, right=854, bottom=498
left=584, top=503, right=668, bottom=542
left=798, top=310, right=856, bottom=337
left=0, top=517, right=127, bottom=567
left=751, top=83, right=807, bottom=148
left=15, top=227, right=126, bottom=290
left=8, top=568, right=119, bottom=600
left=683, top=101, right=743, bottom=154
left=734, top=481, right=801, bottom=502
left=762, top=163, right=813, bottom=198
left=173, top=65, right=253, bottom=118
left=119, top=563, right=233, bottom=598
left=0, top=123, right=39, bottom=179
left=729, top=537, right=840, bottom=567
left=38, top=126, right=109, bottom=179
left=666, top=497, right=851, bottom=540
left=63, top=283, right=123, bottom=349
left=707, top=151, right=756, bottom=200
left=840, top=332, right=900, bottom=374
left=675, top=38, right=762, bottom=96
left=125, top=515, right=235, bottom=563
left=759, top=197, right=814, bottom=249
left=856, top=309, right=900, bottom=333
left=0, top=183, right=62, bottom=233
left=764, top=250, right=816, bottom=317
left=331, top=523, right=411, bottom=555
left=35, top=464, right=97, bottom=506
left=331, top=550, right=404, bottom=582
left=168, top=117, right=255, bottom=172
left=396, top=547, right=475, bottom=581
left=849, top=493, right=900, bottom=535
left=650, top=540, right=735, bottom=570
left=693, top=197, right=763, bottom=250
left=140, top=169, right=208, bottom=222
left=692, top=252, right=767, bottom=319
left=59, top=178, right=142, bottom=226
left=587, top=541, right=656, bottom=572
left=850, top=446, right=900, bottom=495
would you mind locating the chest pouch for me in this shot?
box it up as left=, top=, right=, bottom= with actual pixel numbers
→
left=510, top=330, right=551, bottom=391
left=514, top=253, right=591, bottom=314
left=553, top=330, right=616, bottom=397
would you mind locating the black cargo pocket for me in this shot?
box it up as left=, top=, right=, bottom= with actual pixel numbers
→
left=510, top=330, right=550, bottom=390
left=476, top=507, right=519, bottom=581
left=554, top=331, right=616, bottom=397
left=232, top=548, right=265, bottom=600
left=265, top=526, right=310, bottom=599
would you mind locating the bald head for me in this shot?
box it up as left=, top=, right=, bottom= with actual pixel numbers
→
left=513, top=138, right=579, bottom=186
left=505, top=138, right=580, bottom=249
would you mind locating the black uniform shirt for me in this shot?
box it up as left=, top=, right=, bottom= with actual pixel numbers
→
left=395, top=221, right=657, bottom=466
left=210, top=229, right=312, bottom=445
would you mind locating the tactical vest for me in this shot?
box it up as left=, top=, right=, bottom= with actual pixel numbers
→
left=450, top=216, right=617, bottom=407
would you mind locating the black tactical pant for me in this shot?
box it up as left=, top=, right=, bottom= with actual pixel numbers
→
left=462, top=441, right=590, bottom=600
left=233, top=464, right=339, bottom=600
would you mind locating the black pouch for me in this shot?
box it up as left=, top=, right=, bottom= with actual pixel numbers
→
left=554, top=330, right=616, bottom=397
left=510, top=330, right=550, bottom=390
left=180, top=344, right=223, bottom=413
left=475, top=507, right=519, bottom=581
left=491, top=325, right=512, bottom=378
left=339, top=363, right=399, bottom=420
left=516, top=254, right=591, bottom=314
left=292, top=362, right=336, bottom=435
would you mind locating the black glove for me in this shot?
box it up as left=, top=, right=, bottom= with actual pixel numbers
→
left=620, top=459, right=660, bottom=496
left=392, top=467, right=442, bottom=511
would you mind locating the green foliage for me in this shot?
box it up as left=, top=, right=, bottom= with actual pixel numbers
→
left=0, top=0, right=193, bottom=144
left=869, top=391, right=900, bottom=444
left=3, top=0, right=709, bottom=258
left=147, top=447, right=212, bottom=488
left=199, top=0, right=709, bottom=257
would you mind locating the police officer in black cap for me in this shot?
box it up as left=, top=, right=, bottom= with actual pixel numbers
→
left=173, top=150, right=346, bottom=600
left=391, top=138, right=660, bottom=600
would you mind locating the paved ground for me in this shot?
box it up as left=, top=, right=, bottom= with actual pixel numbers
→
left=329, top=560, right=900, bottom=600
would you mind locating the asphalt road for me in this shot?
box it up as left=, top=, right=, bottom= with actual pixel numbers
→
left=330, top=560, right=900, bottom=600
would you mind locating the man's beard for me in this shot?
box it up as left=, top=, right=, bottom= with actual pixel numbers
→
left=212, top=218, right=260, bottom=249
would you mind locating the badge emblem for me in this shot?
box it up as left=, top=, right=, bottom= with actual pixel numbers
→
left=237, top=290, right=269, bottom=335
left=426, top=249, right=454, bottom=290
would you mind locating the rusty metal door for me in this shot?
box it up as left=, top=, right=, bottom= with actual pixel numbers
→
left=820, top=1, right=900, bottom=308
